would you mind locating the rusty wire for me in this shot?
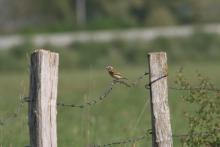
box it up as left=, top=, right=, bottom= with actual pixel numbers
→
left=87, top=128, right=220, bottom=147
left=87, top=129, right=152, bottom=147
left=144, top=74, right=220, bottom=92
left=57, top=72, right=149, bottom=108
left=57, top=80, right=116, bottom=108
left=168, top=86, right=220, bottom=92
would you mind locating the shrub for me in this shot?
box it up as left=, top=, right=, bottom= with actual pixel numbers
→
left=175, top=69, right=220, bottom=146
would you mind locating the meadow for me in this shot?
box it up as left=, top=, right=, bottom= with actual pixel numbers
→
left=0, top=61, right=220, bottom=146
left=0, top=32, right=220, bottom=146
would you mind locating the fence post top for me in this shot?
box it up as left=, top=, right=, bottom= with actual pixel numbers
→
left=33, top=49, right=58, bottom=54
left=148, top=52, right=167, bottom=56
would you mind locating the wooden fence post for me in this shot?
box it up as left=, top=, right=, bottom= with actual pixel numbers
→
left=148, top=52, right=173, bottom=147
left=28, top=49, right=59, bottom=147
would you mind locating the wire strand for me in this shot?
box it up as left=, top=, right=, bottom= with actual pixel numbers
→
left=57, top=72, right=149, bottom=108
left=88, top=129, right=152, bottom=147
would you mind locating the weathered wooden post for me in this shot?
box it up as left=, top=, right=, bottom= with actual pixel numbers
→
left=148, top=52, right=173, bottom=147
left=28, top=49, right=59, bottom=147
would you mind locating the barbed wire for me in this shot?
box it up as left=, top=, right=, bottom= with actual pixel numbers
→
left=168, top=86, right=220, bottom=92
left=57, top=72, right=149, bottom=108
left=0, top=95, right=26, bottom=126
left=143, top=74, right=220, bottom=92
left=87, top=127, right=220, bottom=147
left=57, top=80, right=116, bottom=108
left=20, top=72, right=148, bottom=109
left=22, top=72, right=220, bottom=110
left=145, top=85, right=220, bottom=92
left=87, top=129, right=152, bottom=147
left=131, top=72, right=149, bottom=87
left=2, top=72, right=219, bottom=125
left=0, top=79, right=27, bottom=127
left=172, top=128, right=220, bottom=139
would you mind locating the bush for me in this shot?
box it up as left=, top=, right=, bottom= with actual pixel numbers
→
left=175, top=69, right=220, bottom=146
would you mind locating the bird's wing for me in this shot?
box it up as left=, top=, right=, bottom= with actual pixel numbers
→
left=114, top=71, right=123, bottom=76
left=115, top=72, right=128, bottom=79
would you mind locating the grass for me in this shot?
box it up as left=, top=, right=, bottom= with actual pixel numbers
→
left=0, top=63, right=220, bottom=146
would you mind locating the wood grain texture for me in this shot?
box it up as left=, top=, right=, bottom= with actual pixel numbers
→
left=148, top=52, right=173, bottom=147
left=29, top=49, right=59, bottom=147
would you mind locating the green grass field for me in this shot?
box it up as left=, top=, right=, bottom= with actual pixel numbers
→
left=0, top=62, right=220, bottom=146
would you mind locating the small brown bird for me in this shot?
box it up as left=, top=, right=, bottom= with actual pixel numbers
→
left=106, top=65, right=127, bottom=80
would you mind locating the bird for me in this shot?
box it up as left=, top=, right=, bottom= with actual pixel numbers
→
left=106, top=65, right=127, bottom=80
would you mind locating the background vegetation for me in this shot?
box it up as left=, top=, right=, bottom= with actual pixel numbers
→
left=1, top=0, right=220, bottom=33
left=1, top=32, right=220, bottom=72
left=1, top=0, right=220, bottom=146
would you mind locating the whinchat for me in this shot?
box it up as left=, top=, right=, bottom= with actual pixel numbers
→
left=106, top=65, right=127, bottom=80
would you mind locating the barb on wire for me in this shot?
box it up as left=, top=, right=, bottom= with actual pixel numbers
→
left=57, top=72, right=149, bottom=108
left=88, top=129, right=152, bottom=147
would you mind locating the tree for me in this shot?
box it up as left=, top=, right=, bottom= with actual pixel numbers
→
left=76, top=0, right=86, bottom=25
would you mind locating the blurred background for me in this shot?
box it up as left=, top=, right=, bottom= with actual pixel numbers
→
left=0, top=0, right=220, bottom=146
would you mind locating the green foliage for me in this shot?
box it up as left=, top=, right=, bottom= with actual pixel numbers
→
left=9, top=43, right=32, bottom=59
left=175, top=69, right=220, bottom=146
left=3, top=0, right=220, bottom=33
left=145, top=6, right=177, bottom=26
left=0, top=42, right=33, bottom=71
left=86, top=17, right=137, bottom=30
left=1, top=32, right=220, bottom=72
